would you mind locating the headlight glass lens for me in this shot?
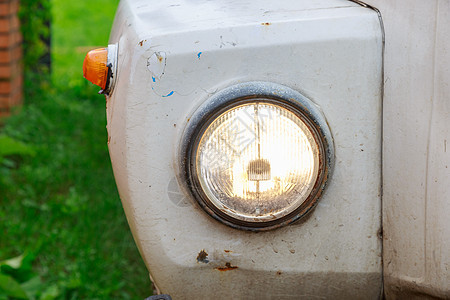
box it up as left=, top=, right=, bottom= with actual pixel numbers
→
left=195, top=101, right=321, bottom=223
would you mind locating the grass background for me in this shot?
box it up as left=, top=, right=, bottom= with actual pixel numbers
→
left=0, top=0, right=151, bottom=298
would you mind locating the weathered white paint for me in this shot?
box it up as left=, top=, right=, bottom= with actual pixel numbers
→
left=106, top=0, right=383, bottom=298
left=360, top=0, right=450, bottom=298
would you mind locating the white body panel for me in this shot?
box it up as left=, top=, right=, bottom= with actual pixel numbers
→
left=106, top=0, right=383, bottom=298
left=362, top=0, right=450, bottom=298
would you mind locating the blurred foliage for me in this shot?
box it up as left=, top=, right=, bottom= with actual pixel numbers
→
left=18, top=0, right=52, bottom=98
left=0, top=135, right=35, bottom=163
left=1, top=0, right=151, bottom=298
left=18, top=0, right=51, bottom=74
left=1, top=85, right=150, bottom=298
left=0, top=253, right=41, bottom=299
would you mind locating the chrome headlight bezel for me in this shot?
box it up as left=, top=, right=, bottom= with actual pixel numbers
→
left=179, top=82, right=334, bottom=231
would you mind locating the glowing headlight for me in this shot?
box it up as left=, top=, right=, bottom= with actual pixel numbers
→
left=181, top=82, right=333, bottom=230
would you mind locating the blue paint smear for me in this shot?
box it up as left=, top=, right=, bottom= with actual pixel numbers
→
left=197, top=52, right=202, bottom=59
left=162, top=91, right=174, bottom=97
left=152, top=76, right=156, bottom=82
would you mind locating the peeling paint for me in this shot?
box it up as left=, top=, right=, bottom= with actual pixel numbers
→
left=162, top=91, right=174, bottom=97
left=147, top=51, right=167, bottom=80
left=215, top=262, right=238, bottom=271
left=197, top=250, right=209, bottom=263
left=151, top=87, right=175, bottom=98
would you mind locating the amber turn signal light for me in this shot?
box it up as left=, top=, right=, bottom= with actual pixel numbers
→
left=83, top=48, right=109, bottom=90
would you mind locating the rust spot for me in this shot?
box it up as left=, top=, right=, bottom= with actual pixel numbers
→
left=377, top=227, right=383, bottom=239
left=276, top=271, right=282, bottom=275
left=216, top=262, right=238, bottom=271
left=197, top=250, right=209, bottom=263
left=224, top=250, right=231, bottom=253
left=261, top=22, right=271, bottom=26
left=139, top=40, right=146, bottom=46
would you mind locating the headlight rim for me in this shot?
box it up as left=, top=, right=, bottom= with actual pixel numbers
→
left=179, top=81, right=334, bottom=231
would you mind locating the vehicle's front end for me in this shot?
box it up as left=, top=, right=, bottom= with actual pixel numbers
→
left=83, top=0, right=450, bottom=298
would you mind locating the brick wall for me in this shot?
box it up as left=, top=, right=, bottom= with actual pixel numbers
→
left=0, top=0, right=22, bottom=118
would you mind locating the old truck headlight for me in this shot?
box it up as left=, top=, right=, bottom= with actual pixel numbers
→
left=181, top=82, right=334, bottom=231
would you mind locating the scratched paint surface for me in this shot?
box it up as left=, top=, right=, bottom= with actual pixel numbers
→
left=106, top=0, right=383, bottom=298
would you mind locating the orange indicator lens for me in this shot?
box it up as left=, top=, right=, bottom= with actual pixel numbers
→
left=83, top=48, right=108, bottom=89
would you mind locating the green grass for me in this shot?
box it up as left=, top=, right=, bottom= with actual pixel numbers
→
left=0, top=0, right=151, bottom=298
